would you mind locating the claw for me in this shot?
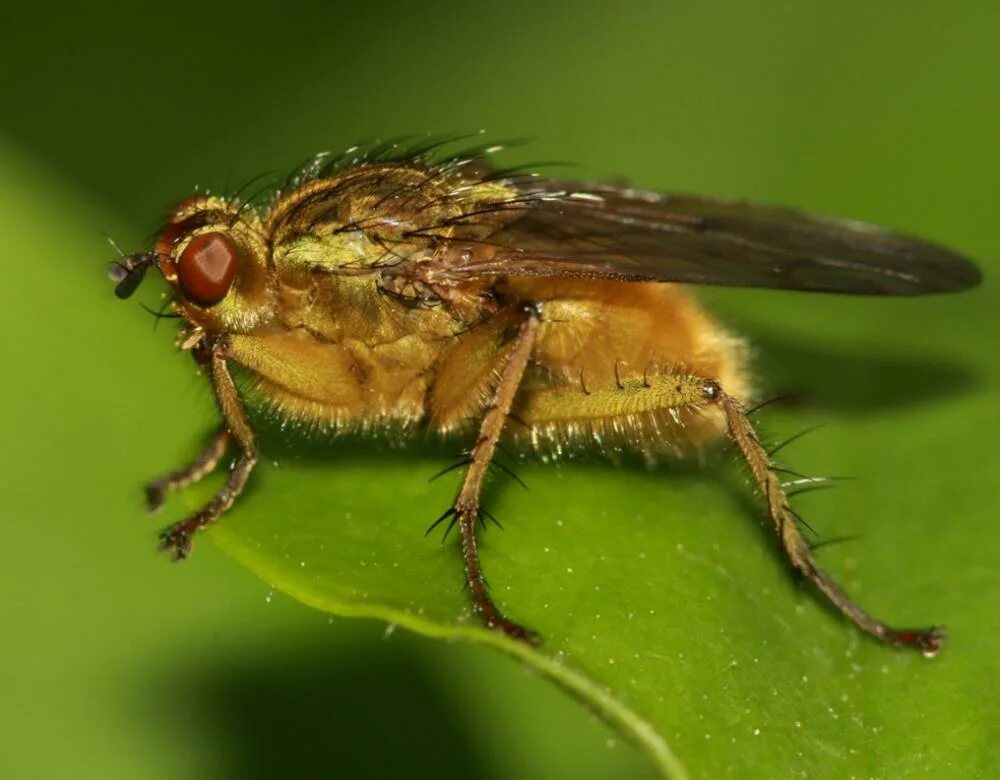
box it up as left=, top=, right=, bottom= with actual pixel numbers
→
left=486, top=616, right=542, bottom=646
left=145, top=483, right=166, bottom=514
left=158, top=525, right=193, bottom=561
left=884, top=625, right=946, bottom=658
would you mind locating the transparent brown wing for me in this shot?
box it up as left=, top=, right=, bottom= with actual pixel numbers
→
left=443, top=181, right=980, bottom=295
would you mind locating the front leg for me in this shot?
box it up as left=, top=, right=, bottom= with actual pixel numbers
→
left=448, top=308, right=541, bottom=643
left=159, top=342, right=258, bottom=560
left=145, top=426, right=230, bottom=512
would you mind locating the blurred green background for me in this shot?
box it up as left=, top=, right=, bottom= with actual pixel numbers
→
left=2, top=2, right=998, bottom=778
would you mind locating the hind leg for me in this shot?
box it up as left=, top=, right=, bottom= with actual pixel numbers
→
left=518, top=370, right=943, bottom=656
left=709, top=379, right=943, bottom=656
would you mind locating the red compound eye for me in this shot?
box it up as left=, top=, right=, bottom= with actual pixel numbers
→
left=177, top=232, right=240, bottom=306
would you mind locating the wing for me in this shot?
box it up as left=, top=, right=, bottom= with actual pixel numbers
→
left=442, top=181, right=980, bottom=295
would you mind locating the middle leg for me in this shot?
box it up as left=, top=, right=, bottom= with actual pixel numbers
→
left=444, top=307, right=541, bottom=643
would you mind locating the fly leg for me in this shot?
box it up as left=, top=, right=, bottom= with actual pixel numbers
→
left=705, top=379, right=945, bottom=657
left=445, top=308, right=541, bottom=643
left=159, top=344, right=258, bottom=560
left=145, top=427, right=231, bottom=512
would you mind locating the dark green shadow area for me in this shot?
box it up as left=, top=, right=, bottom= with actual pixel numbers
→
left=149, top=629, right=491, bottom=780
left=727, top=325, right=978, bottom=415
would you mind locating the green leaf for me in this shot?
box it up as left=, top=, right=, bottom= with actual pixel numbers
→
left=188, top=278, right=998, bottom=778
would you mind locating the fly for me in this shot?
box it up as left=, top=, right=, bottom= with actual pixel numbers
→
left=109, top=140, right=980, bottom=655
